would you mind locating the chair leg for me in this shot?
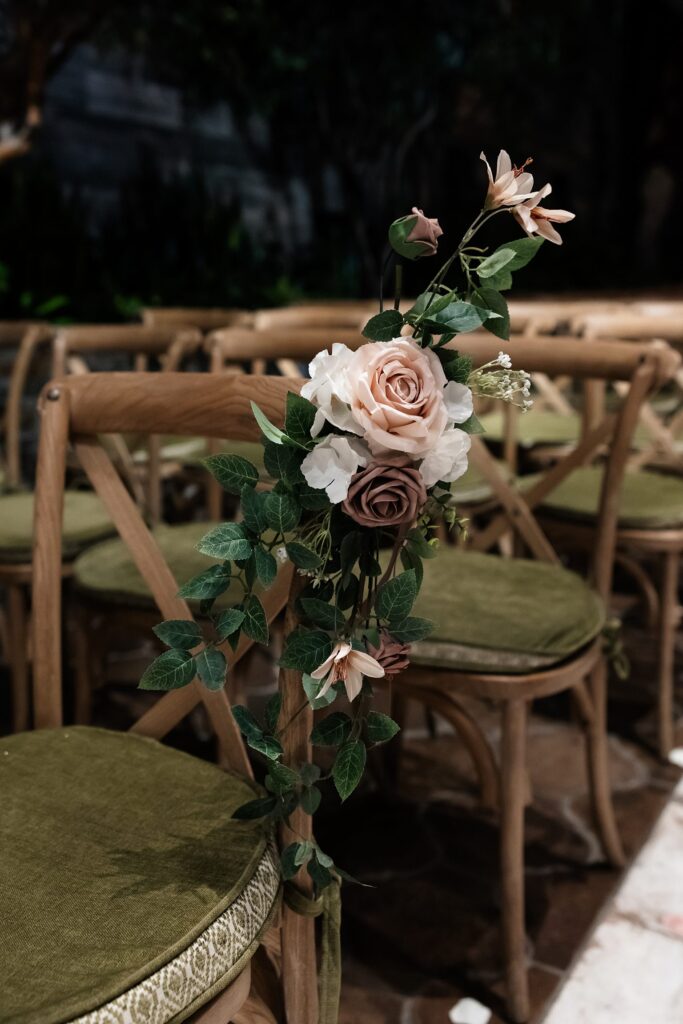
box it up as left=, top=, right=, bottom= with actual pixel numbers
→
left=657, top=550, right=679, bottom=759
left=7, top=584, right=30, bottom=732
left=500, top=698, right=530, bottom=1023
left=72, top=604, right=93, bottom=725
left=581, top=661, right=626, bottom=868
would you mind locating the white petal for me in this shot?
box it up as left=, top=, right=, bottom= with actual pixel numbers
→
left=541, top=207, right=575, bottom=223
left=345, top=668, right=364, bottom=703
left=443, top=381, right=474, bottom=424
left=535, top=218, right=563, bottom=244
left=479, top=151, right=493, bottom=184
left=301, top=435, right=370, bottom=504
left=349, top=650, right=386, bottom=679
left=419, top=428, right=471, bottom=488
left=496, top=149, right=512, bottom=178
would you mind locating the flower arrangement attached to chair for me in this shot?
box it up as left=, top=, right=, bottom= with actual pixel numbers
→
left=141, top=149, right=573, bottom=890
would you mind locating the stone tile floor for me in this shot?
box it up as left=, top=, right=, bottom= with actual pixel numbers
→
left=1, top=619, right=681, bottom=1023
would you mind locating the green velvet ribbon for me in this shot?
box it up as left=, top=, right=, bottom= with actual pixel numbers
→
left=284, top=879, right=342, bottom=1024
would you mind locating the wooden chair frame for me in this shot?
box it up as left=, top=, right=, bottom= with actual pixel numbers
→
left=32, top=372, right=318, bottom=1024
left=142, top=307, right=254, bottom=332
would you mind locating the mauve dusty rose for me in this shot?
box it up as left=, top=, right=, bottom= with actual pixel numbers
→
left=368, top=630, right=412, bottom=677
left=342, top=457, right=426, bottom=528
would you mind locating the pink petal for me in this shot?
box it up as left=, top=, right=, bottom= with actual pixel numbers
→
left=496, top=150, right=512, bottom=179
left=541, top=208, right=575, bottom=223
left=310, top=652, right=336, bottom=679
left=535, top=219, right=563, bottom=245
left=345, top=668, right=364, bottom=703
left=349, top=650, right=386, bottom=679
left=479, top=151, right=494, bottom=184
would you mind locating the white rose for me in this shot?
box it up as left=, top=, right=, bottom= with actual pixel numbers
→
left=443, top=381, right=474, bottom=424
left=301, top=435, right=371, bottom=504
left=300, top=343, right=362, bottom=437
left=419, top=427, right=471, bottom=488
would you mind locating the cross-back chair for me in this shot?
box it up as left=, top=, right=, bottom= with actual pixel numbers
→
left=1, top=321, right=54, bottom=490
left=0, top=325, right=201, bottom=733
left=3, top=371, right=323, bottom=1024
left=142, top=307, right=254, bottom=332
left=252, top=303, right=374, bottom=333
left=382, top=333, right=679, bottom=1022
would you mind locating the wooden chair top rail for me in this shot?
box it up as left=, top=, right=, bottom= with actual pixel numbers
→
left=54, top=323, right=202, bottom=355
left=207, top=326, right=365, bottom=360
left=44, top=372, right=302, bottom=440
left=252, top=305, right=373, bottom=330
left=577, top=312, right=683, bottom=342
left=0, top=320, right=49, bottom=345
left=141, top=307, right=252, bottom=331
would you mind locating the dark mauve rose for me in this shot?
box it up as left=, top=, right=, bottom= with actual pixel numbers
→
left=368, top=630, right=411, bottom=677
left=342, top=456, right=426, bottom=528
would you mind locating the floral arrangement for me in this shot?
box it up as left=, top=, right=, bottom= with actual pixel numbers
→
left=141, top=149, right=574, bottom=893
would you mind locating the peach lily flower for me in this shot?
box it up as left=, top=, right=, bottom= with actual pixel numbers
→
left=310, top=641, right=385, bottom=703
left=480, top=150, right=536, bottom=210
left=513, top=183, right=575, bottom=245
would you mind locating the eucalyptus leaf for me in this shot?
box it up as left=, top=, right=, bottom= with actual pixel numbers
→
left=459, top=412, right=485, bottom=435
left=476, top=247, right=516, bottom=278
left=250, top=400, right=290, bottom=446
left=140, top=649, right=196, bottom=691
left=153, top=619, right=202, bottom=650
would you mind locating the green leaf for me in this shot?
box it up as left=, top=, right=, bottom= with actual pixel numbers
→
left=280, top=630, right=333, bottom=674
left=299, top=762, right=321, bottom=786
left=499, top=236, right=544, bottom=271
left=250, top=400, right=289, bottom=445
left=203, top=453, right=259, bottom=494
left=280, top=842, right=308, bottom=879
left=459, top=412, right=485, bottom=435
left=376, top=569, right=417, bottom=624
left=486, top=267, right=513, bottom=291
left=254, top=547, right=277, bottom=586
left=400, top=547, right=424, bottom=592
left=266, top=760, right=299, bottom=794
left=215, top=607, right=245, bottom=640
left=311, top=711, right=352, bottom=747
left=332, top=741, right=367, bottom=801
left=285, top=391, right=317, bottom=444
left=242, top=594, right=269, bottom=645
left=389, top=616, right=435, bottom=642
left=300, top=786, right=321, bottom=815
left=476, top=247, right=516, bottom=279
left=232, top=796, right=277, bottom=820
left=264, top=492, right=301, bottom=533
left=439, top=351, right=472, bottom=385
left=248, top=731, right=284, bottom=761
left=263, top=441, right=305, bottom=484
left=298, top=484, right=331, bottom=511
left=362, top=309, right=404, bottom=342
left=140, top=649, right=196, bottom=691
left=285, top=541, right=323, bottom=570
left=422, top=300, right=496, bottom=336
left=153, top=619, right=202, bottom=650
left=407, top=290, right=454, bottom=319
left=302, top=673, right=338, bottom=709
left=300, top=598, right=346, bottom=631
left=473, top=287, right=510, bottom=341
left=307, top=856, right=334, bottom=892
left=240, top=486, right=269, bottom=534
left=197, top=522, right=252, bottom=560
left=406, top=527, right=438, bottom=559
left=366, top=711, right=401, bottom=744
left=178, top=564, right=232, bottom=600
left=231, top=704, right=262, bottom=739
left=195, top=647, right=227, bottom=690
left=264, top=692, right=282, bottom=733
left=340, top=531, right=362, bottom=582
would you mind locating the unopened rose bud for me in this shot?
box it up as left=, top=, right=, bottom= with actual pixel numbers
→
left=388, top=207, right=443, bottom=260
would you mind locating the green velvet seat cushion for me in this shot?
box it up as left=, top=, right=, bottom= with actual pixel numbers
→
left=73, top=522, right=258, bottom=609
left=449, top=459, right=512, bottom=506
left=527, top=465, right=683, bottom=530
left=0, top=726, right=279, bottom=1024
left=0, top=491, right=115, bottom=563
left=479, top=409, right=662, bottom=450
left=409, top=548, right=604, bottom=674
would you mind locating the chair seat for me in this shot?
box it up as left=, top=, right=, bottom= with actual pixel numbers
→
left=0, top=491, right=115, bottom=564
left=450, top=459, right=512, bottom=506
left=132, top=437, right=267, bottom=472
left=1, top=726, right=280, bottom=1024
left=409, top=548, right=605, bottom=674
left=527, top=465, right=683, bottom=530
left=480, top=409, right=669, bottom=451
left=73, top=522, right=255, bottom=609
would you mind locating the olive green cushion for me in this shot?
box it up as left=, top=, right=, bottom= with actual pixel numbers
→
left=0, top=491, right=115, bottom=563
left=74, top=522, right=254, bottom=609
left=480, top=409, right=666, bottom=450
left=409, top=548, right=605, bottom=674
left=527, top=465, right=683, bottom=530
left=0, top=726, right=279, bottom=1024
left=450, top=459, right=512, bottom=506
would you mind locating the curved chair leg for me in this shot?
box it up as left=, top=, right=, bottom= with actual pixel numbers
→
left=7, top=584, right=29, bottom=733
left=500, top=698, right=530, bottom=1023
left=72, top=603, right=93, bottom=725
left=657, top=550, right=679, bottom=759
left=576, top=663, right=626, bottom=868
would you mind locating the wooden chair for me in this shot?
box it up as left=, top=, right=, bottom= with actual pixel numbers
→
left=1, top=321, right=53, bottom=491
left=2, top=371, right=324, bottom=1023
left=384, top=333, right=679, bottom=1022
left=252, top=303, right=374, bottom=332
left=142, top=307, right=254, bottom=331
left=0, top=325, right=200, bottom=732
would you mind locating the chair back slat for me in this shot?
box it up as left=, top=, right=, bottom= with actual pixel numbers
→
left=142, top=307, right=253, bottom=331
left=3, top=323, right=53, bottom=487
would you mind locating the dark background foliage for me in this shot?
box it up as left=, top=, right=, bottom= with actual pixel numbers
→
left=1, top=0, right=682, bottom=320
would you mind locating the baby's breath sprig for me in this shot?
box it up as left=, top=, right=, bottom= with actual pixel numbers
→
left=468, top=351, right=533, bottom=410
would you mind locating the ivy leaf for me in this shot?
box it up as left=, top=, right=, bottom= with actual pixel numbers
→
left=240, top=486, right=269, bottom=534
left=254, top=547, right=277, bottom=586
left=195, top=647, right=227, bottom=691
left=332, top=741, right=367, bottom=801
left=178, top=564, right=232, bottom=600
left=264, top=492, right=301, bottom=533
left=153, top=619, right=202, bottom=650
left=310, top=711, right=352, bottom=747
left=286, top=541, right=323, bottom=570
left=232, top=796, right=277, bottom=820
left=302, top=672, right=338, bottom=709
left=285, top=391, right=317, bottom=444
left=197, top=522, right=252, bottom=560
left=242, top=594, right=269, bottom=645
left=473, top=287, right=510, bottom=341
left=214, top=607, right=245, bottom=640
left=362, top=308, right=404, bottom=342
left=264, top=692, right=282, bottom=733
left=389, top=616, right=435, bottom=642
left=203, top=453, right=259, bottom=494
left=263, top=441, right=305, bottom=484
left=300, top=598, right=346, bottom=631
left=376, top=569, right=417, bottom=624
left=366, top=711, right=401, bottom=744
left=280, top=629, right=333, bottom=674
left=140, top=649, right=196, bottom=691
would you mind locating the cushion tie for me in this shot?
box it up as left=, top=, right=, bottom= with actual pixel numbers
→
left=284, top=879, right=341, bottom=1024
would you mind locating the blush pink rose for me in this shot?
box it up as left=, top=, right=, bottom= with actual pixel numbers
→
left=347, top=338, right=450, bottom=456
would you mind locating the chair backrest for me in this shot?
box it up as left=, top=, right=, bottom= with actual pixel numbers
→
left=252, top=303, right=374, bottom=331
left=141, top=307, right=253, bottom=332
left=207, top=325, right=365, bottom=373
left=32, top=373, right=300, bottom=765
left=577, top=311, right=683, bottom=345
left=2, top=322, right=54, bottom=488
